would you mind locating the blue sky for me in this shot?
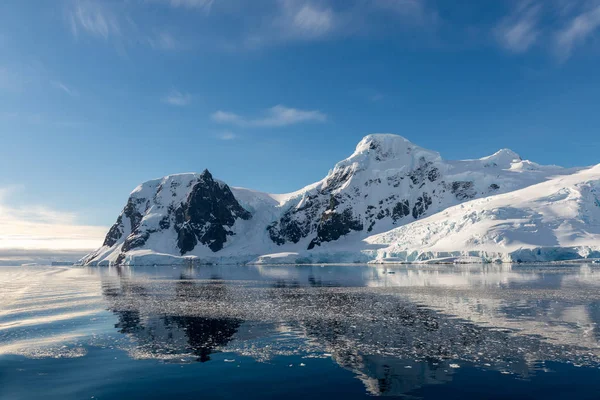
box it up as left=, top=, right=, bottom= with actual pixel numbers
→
left=1, top=0, right=600, bottom=255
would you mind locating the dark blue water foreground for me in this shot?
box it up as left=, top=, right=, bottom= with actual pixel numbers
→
left=2, top=264, right=600, bottom=399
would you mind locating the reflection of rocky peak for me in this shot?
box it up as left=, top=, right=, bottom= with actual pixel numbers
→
left=103, top=273, right=241, bottom=362
left=97, top=265, right=600, bottom=394
left=352, top=356, right=454, bottom=396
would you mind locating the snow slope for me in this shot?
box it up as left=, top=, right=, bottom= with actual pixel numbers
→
left=80, top=134, right=596, bottom=266
left=366, top=164, right=600, bottom=263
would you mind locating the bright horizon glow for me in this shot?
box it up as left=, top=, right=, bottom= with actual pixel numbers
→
left=0, top=187, right=106, bottom=260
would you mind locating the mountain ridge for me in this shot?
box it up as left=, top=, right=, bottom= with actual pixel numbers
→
left=80, top=134, right=599, bottom=266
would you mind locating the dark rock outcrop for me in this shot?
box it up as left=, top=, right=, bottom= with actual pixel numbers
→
left=95, top=169, right=252, bottom=263
left=308, top=208, right=363, bottom=250
left=173, top=170, right=251, bottom=254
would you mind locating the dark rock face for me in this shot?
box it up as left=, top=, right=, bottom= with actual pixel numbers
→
left=123, top=197, right=145, bottom=231
left=267, top=194, right=323, bottom=245
left=392, top=200, right=411, bottom=222
left=308, top=208, right=363, bottom=250
left=412, top=193, right=433, bottom=219
left=103, top=215, right=124, bottom=247
left=122, top=231, right=150, bottom=253
left=102, top=196, right=146, bottom=248
left=409, top=160, right=439, bottom=186
left=449, top=181, right=476, bottom=201
left=268, top=157, right=447, bottom=249
left=174, top=170, right=251, bottom=254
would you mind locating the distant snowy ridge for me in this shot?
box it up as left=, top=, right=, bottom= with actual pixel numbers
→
left=366, top=164, right=600, bottom=263
left=80, top=134, right=598, bottom=266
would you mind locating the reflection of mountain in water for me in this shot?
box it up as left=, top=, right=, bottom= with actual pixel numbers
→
left=102, top=268, right=241, bottom=362
left=96, top=264, right=600, bottom=397
left=354, top=357, right=454, bottom=396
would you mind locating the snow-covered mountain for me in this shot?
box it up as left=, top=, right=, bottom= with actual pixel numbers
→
left=81, top=134, right=600, bottom=266
left=367, top=164, right=600, bottom=263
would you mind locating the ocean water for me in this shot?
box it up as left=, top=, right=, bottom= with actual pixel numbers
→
left=2, top=264, right=600, bottom=399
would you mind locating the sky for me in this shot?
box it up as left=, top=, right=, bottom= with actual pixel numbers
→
left=1, top=0, right=600, bottom=260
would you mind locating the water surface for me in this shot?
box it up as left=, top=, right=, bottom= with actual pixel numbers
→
left=2, top=264, right=600, bottom=399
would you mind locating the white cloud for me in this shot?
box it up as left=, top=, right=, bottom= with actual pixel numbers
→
left=0, top=186, right=107, bottom=255
left=216, top=131, right=238, bottom=140
left=492, top=0, right=600, bottom=60
left=212, top=110, right=244, bottom=125
left=284, top=2, right=335, bottom=39
left=163, top=90, right=192, bottom=106
left=495, top=1, right=542, bottom=53
left=51, top=80, right=79, bottom=97
left=166, top=0, right=214, bottom=10
left=237, top=0, right=440, bottom=50
left=555, top=4, right=600, bottom=60
left=68, top=0, right=120, bottom=40
left=212, top=105, right=327, bottom=128
left=66, top=1, right=183, bottom=53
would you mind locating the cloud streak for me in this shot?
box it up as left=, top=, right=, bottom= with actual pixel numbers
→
left=163, top=90, right=192, bottom=106
left=278, top=1, right=335, bottom=39
left=51, top=80, right=79, bottom=97
left=164, top=0, right=215, bottom=11
left=216, top=131, right=238, bottom=140
left=68, top=0, right=120, bottom=40
left=555, top=3, right=600, bottom=60
left=212, top=105, right=327, bottom=128
left=495, top=1, right=542, bottom=53
left=493, top=0, right=600, bottom=60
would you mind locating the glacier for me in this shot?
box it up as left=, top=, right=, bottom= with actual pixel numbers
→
left=80, top=134, right=600, bottom=266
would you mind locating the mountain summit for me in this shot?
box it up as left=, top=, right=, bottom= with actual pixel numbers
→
left=81, top=134, right=600, bottom=266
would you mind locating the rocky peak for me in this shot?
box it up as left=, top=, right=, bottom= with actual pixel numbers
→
left=175, top=172, right=251, bottom=254
left=199, top=169, right=213, bottom=181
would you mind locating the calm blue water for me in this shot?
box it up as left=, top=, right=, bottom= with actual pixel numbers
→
left=2, top=264, right=600, bottom=399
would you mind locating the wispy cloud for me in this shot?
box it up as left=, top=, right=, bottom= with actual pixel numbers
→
left=492, top=0, right=600, bottom=60
left=68, top=0, right=120, bottom=40
left=148, top=31, right=181, bottom=50
left=278, top=1, right=335, bottom=39
left=163, top=89, right=192, bottom=106
left=216, top=131, right=238, bottom=140
left=212, top=105, right=327, bottom=128
left=0, top=186, right=106, bottom=255
left=51, top=80, right=79, bottom=97
left=495, top=1, right=542, bottom=53
left=555, top=3, right=600, bottom=60
left=238, top=0, right=439, bottom=50
left=66, top=1, right=184, bottom=53
left=164, top=0, right=215, bottom=11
